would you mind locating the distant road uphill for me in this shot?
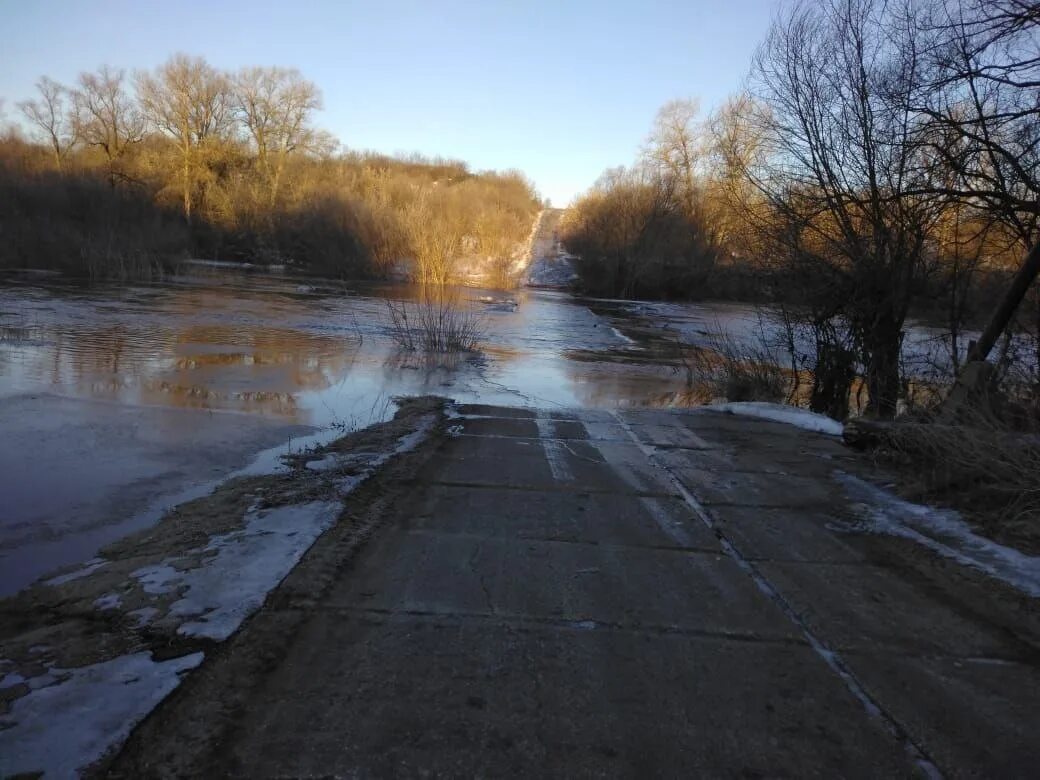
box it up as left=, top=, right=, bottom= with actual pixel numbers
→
left=518, top=208, right=577, bottom=289
left=452, top=207, right=575, bottom=289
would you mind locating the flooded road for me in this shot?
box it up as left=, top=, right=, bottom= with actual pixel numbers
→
left=0, top=267, right=710, bottom=594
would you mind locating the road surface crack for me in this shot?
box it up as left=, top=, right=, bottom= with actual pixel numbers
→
left=468, top=541, right=494, bottom=614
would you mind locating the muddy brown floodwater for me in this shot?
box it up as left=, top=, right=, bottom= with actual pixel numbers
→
left=1, top=265, right=719, bottom=595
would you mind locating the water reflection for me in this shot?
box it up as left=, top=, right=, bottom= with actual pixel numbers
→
left=0, top=271, right=697, bottom=424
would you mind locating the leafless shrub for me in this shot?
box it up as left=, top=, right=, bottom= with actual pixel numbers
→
left=385, top=291, right=485, bottom=353
left=676, top=326, right=790, bottom=404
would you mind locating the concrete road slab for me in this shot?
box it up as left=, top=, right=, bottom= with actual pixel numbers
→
left=431, top=435, right=641, bottom=493
left=670, top=465, right=841, bottom=507
left=230, top=612, right=917, bottom=778
left=328, top=530, right=798, bottom=639
left=711, top=505, right=870, bottom=563
left=105, top=402, right=1040, bottom=778
left=455, top=404, right=535, bottom=418
left=757, top=560, right=1030, bottom=658
left=842, top=653, right=1040, bottom=776
left=616, top=420, right=716, bottom=449
left=406, top=484, right=721, bottom=551
left=454, top=416, right=542, bottom=438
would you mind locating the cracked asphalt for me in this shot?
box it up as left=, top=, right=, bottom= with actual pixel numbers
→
left=113, top=404, right=1040, bottom=777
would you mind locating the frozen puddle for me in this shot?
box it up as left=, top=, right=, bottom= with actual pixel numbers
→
left=133, top=501, right=343, bottom=640
left=837, top=473, right=1040, bottom=598
left=0, top=651, right=203, bottom=778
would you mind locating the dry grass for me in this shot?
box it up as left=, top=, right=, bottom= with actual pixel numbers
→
left=872, top=409, right=1040, bottom=552
left=385, top=291, right=485, bottom=353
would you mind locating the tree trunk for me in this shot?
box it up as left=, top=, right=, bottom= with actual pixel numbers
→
left=968, top=241, right=1040, bottom=363
left=183, top=144, right=192, bottom=224
left=865, top=321, right=902, bottom=418
left=810, top=343, right=855, bottom=421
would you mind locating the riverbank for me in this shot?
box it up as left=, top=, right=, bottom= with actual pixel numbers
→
left=0, top=397, right=446, bottom=777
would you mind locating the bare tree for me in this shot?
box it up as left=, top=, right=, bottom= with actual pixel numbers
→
left=749, top=0, right=942, bottom=417
left=917, top=0, right=1040, bottom=367
left=704, top=94, right=770, bottom=255
left=73, top=66, right=144, bottom=185
left=404, top=187, right=468, bottom=286
left=561, top=164, right=715, bottom=298
left=234, top=67, right=322, bottom=206
left=18, top=77, right=77, bottom=170
left=644, top=98, right=702, bottom=215
left=136, top=54, right=234, bottom=222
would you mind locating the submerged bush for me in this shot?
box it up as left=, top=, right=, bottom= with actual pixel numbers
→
left=676, top=328, right=790, bottom=404
left=385, top=292, right=485, bottom=353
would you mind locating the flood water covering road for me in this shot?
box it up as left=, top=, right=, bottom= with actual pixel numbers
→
left=0, top=266, right=714, bottom=595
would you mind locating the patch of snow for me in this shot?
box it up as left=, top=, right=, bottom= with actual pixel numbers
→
left=232, top=428, right=343, bottom=478
left=132, top=501, right=342, bottom=641
left=334, top=475, right=363, bottom=496
left=709, top=402, right=844, bottom=436
left=837, top=473, right=1040, bottom=598
left=93, top=593, right=121, bottom=611
left=1, top=671, right=26, bottom=689
left=27, top=672, right=63, bottom=691
left=304, top=454, right=341, bottom=472
left=44, top=558, right=108, bottom=587
left=134, top=563, right=181, bottom=596
left=129, top=413, right=436, bottom=642
left=0, top=651, right=203, bottom=778
left=444, top=405, right=468, bottom=421
left=610, top=326, right=636, bottom=345
left=128, top=607, right=159, bottom=627
left=389, top=414, right=436, bottom=456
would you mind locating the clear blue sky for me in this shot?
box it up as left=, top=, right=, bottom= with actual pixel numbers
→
left=1, top=0, right=778, bottom=205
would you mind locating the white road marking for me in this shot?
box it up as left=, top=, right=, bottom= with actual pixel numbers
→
left=535, top=414, right=574, bottom=482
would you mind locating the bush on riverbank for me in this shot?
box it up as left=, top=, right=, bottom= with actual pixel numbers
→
left=0, top=159, right=187, bottom=280
left=2, top=57, right=540, bottom=282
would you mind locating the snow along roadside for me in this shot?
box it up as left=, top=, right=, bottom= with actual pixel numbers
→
left=836, top=472, right=1040, bottom=598
left=0, top=399, right=442, bottom=778
left=708, top=401, right=844, bottom=436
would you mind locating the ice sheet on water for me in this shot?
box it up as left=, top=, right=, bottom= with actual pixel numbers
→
left=0, top=651, right=203, bottom=778
left=709, top=402, right=844, bottom=436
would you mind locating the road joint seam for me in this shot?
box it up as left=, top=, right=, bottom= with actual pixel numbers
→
left=314, top=605, right=811, bottom=645
left=610, top=410, right=945, bottom=779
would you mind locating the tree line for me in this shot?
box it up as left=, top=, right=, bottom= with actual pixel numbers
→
left=562, top=0, right=1040, bottom=419
left=1, top=55, right=541, bottom=281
